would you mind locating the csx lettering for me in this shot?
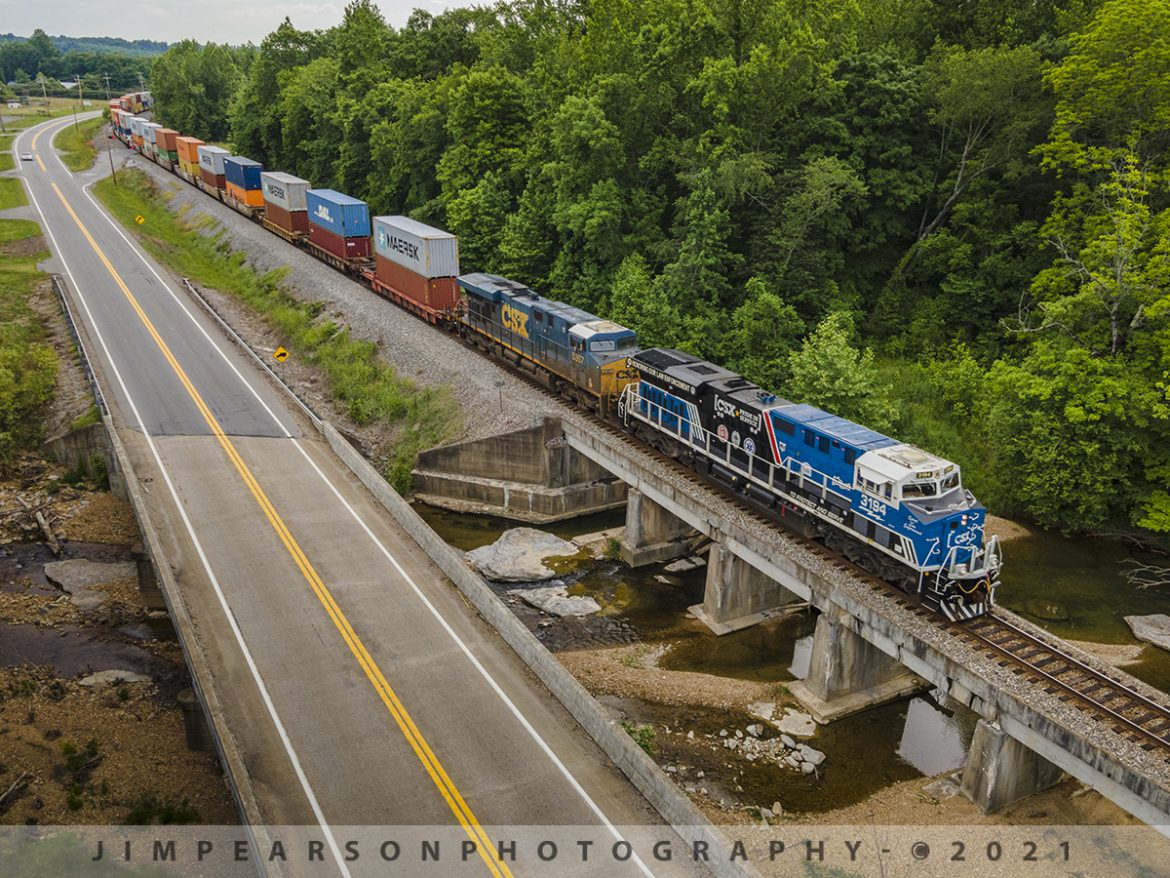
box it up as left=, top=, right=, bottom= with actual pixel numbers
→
left=714, top=397, right=762, bottom=431
left=501, top=303, right=530, bottom=339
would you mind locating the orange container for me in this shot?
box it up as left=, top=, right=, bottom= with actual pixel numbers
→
left=155, top=129, right=179, bottom=152
left=175, top=136, right=204, bottom=163
left=226, top=182, right=265, bottom=208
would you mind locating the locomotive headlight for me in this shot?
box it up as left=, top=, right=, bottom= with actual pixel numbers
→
left=961, top=515, right=968, bottom=525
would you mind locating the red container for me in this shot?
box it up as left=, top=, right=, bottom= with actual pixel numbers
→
left=200, top=168, right=226, bottom=191
left=309, top=224, right=370, bottom=260
left=374, top=256, right=459, bottom=311
left=265, top=203, right=309, bottom=234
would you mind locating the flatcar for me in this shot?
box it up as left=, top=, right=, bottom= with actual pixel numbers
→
left=619, top=347, right=1001, bottom=620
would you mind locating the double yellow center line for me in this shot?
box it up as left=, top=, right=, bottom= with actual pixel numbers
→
left=50, top=182, right=513, bottom=878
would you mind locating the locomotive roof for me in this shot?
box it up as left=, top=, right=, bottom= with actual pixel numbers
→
left=458, top=272, right=616, bottom=329
left=633, top=348, right=739, bottom=387
left=773, top=403, right=897, bottom=451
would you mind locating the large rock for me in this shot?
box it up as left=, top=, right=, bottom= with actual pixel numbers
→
left=1125, top=614, right=1170, bottom=652
left=507, top=586, right=601, bottom=618
left=465, top=528, right=579, bottom=582
left=78, top=670, right=152, bottom=688
left=44, top=559, right=136, bottom=611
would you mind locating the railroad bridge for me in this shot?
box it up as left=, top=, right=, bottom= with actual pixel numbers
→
left=416, top=415, right=1170, bottom=828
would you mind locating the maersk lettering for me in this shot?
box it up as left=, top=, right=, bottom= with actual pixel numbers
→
left=377, top=230, right=420, bottom=262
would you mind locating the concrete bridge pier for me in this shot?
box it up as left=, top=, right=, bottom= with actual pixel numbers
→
left=132, top=542, right=166, bottom=611
left=960, top=717, right=1064, bottom=812
left=691, top=542, right=805, bottom=634
left=789, top=608, right=929, bottom=723
left=619, top=488, right=696, bottom=566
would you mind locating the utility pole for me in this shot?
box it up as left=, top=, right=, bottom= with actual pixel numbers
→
left=103, top=73, right=112, bottom=103
left=104, top=113, right=118, bottom=186
left=73, top=73, right=81, bottom=130
left=136, top=71, right=146, bottom=93
left=37, top=74, right=48, bottom=110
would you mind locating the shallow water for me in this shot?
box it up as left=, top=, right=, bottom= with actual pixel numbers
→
left=615, top=691, right=974, bottom=814
left=0, top=541, right=135, bottom=594
left=0, top=624, right=162, bottom=678
left=997, top=527, right=1170, bottom=690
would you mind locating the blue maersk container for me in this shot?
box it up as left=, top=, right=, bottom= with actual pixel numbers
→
left=305, top=189, right=371, bottom=239
left=223, top=156, right=263, bottom=191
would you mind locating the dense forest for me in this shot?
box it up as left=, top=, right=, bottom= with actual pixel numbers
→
left=0, top=30, right=156, bottom=92
left=147, top=0, right=1170, bottom=539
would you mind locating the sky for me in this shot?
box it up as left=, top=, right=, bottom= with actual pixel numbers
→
left=2, top=0, right=481, bottom=45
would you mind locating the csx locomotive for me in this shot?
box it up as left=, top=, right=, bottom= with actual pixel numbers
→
left=619, top=348, right=1001, bottom=621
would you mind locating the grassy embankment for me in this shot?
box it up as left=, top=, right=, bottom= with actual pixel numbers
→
left=2, top=97, right=94, bottom=128
left=0, top=176, right=28, bottom=210
left=94, top=170, right=461, bottom=491
left=0, top=218, right=60, bottom=465
left=53, top=116, right=106, bottom=171
left=0, top=136, right=13, bottom=171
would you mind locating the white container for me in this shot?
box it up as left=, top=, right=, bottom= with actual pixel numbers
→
left=261, top=171, right=310, bottom=212
left=372, top=216, right=459, bottom=279
left=197, top=144, right=229, bottom=175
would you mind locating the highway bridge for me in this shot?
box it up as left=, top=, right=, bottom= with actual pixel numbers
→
left=10, top=114, right=716, bottom=878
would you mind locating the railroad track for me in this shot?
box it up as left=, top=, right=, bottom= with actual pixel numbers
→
left=959, top=612, right=1170, bottom=754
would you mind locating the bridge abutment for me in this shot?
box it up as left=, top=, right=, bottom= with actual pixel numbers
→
left=619, top=488, right=696, bottom=566
left=790, top=608, right=929, bottom=723
left=960, top=717, right=1063, bottom=813
left=690, top=542, right=805, bottom=634
left=412, top=421, right=626, bottom=523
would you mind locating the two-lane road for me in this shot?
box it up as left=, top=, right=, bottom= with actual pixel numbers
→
left=13, top=115, right=704, bottom=878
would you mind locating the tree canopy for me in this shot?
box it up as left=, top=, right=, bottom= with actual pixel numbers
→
left=148, top=0, right=1170, bottom=538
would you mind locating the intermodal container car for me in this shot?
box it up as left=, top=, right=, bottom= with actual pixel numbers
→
left=223, top=157, right=265, bottom=207
left=196, top=145, right=229, bottom=191
left=372, top=216, right=460, bottom=313
left=305, top=189, right=371, bottom=239
left=261, top=172, right=310, bottom=234
left=155, top=128, right=179, bottom=161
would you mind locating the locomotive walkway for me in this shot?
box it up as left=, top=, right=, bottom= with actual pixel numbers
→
left=12, top=115, right=715, bottom=878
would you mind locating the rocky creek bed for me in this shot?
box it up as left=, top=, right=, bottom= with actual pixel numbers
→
left=0, top=455, right=237, bottom=825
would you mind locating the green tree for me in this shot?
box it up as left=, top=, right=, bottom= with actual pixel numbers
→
left=982, top=342, right=1161, bottom=530
left=720, top=277, right=804, bottom=389
left=150, top=41, right=241, bottom=141
left=786, top=312, right=893, bottom=431
left=608, top=254, right=679, bottom=348
left=27, top=29, right=58, bottom=62
left=1041, top=0, right=1170, bottom=174
left=279, top=57, right=341, bottom=186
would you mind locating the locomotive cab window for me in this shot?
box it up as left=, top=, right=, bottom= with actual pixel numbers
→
left=590, top=340, right=616, bottom=352
left=902, top=481, right=938, bottom=499
left=803, top=430, right=816, bottom=447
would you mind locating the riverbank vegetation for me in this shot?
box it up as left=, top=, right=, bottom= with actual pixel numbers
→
left=0, top=219, right=59, bottom=467
left=147, top=0, right=1170, bottom=538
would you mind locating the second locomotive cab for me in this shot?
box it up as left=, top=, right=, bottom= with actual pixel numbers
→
left=619, top=348, right=1001, bottom=621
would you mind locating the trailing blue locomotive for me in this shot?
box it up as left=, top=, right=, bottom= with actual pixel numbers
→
left=620, top=348, right=1001, bottom=620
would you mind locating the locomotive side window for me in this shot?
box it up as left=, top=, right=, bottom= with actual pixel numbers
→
left=776, top=418, right=795, bottom=436
left=844, top=448, right=857, bottom=465
left=804, top=430, right=815, bottom=447
left=818, top=436, right=830, bottom=453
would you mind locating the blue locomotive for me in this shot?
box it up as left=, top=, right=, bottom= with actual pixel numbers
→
left=620, top=348, right=1001, bottom=620
left=457, top=272, right=639, bottom=413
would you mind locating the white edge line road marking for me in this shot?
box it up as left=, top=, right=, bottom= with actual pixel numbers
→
left=76, top=163, right=659, bottom=877
left=15, top=117, right=353, bottom=878
left=46, top=115, right=657, bottom=877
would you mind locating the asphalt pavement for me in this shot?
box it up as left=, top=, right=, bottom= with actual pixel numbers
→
left=11, top=115, right=707, bottom=878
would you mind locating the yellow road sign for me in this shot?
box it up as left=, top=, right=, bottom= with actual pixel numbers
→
left=273, top=346, right=289, bottom=363
left=134, top=215, right=145, bottom=225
